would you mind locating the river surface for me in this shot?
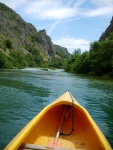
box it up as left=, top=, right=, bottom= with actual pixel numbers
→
left=0, top=68, right=113, bottom=149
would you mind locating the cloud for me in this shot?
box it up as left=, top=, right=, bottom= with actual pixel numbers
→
left=91, top=0, right=113, bottom=7
left=24, top=0, right=77, bottom=20
left=86, top=7, right=113, bottom=17
left=1, top=0, right=113, bottom=20
left=23, top=0, right=113, bottom=20
left=53, top=36, right=90, bottom=53
left=23, top=0, right=113, bottom=34
left=84, top=0, right=113, bottom=17
left=0, top=0, right=27, bottom=9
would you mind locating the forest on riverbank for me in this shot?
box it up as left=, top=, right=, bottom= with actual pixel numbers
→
left=64, top=17, right=113, bottom=77
left=1, top=27, right=113, bottom=77
left=64, top=35, right=113, bottom=77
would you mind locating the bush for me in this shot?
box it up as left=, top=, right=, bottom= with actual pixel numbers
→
left=10, top=50, right=28, bottom=68
left=0, top=51, right=13, bottom=68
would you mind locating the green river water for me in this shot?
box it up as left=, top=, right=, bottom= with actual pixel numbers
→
left=0, top=68, right=113, bottom=149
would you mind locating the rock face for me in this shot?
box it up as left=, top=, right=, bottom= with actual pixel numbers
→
left=0, top=2, right=70, bottom=61
left=99, top=17, right=113, bottom=41
left=53, top=44, right=70, bottom=59
left=37, top=30, right=56, bottom=60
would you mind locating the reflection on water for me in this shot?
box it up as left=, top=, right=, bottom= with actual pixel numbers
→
left=0, top=68, right=113, bottom=149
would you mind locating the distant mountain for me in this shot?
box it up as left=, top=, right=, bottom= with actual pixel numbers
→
left=99, top=17, right=113, bottom=41
left=0, top=2, right=70, bottom=64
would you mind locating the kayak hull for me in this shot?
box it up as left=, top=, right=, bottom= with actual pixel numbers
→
left=5, top=91, right=112, bottom=150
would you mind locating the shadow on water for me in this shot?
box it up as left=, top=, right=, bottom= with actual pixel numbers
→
left=0, top=77, right=50, bottom=97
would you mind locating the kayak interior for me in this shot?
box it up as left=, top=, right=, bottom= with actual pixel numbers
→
left=19, top=104, right=103, bottom=150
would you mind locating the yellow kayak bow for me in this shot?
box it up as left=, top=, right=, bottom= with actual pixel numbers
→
left=5, top=91, right=112, bottom=150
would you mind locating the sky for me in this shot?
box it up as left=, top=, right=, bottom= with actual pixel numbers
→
left=0, top=0, right=113, bottom=54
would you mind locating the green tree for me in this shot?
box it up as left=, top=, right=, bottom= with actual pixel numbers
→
left=64, top=49, right=81, bottom=72
left=25, top=46, right=43, bottom=66
left=26, top=54, right=36, bottom=67
left=74, top=51, right=91, bottom=74
left=89, top=41, right=101, bottom=75
left=107, top=32, right=113, bottom=40
left=48, top=58, right=64, bottom=69
left=10, top=50, right=28, bottom=68
left=89, top=40, right=113, bottom=76
left=0, top=51, right=13, bottom=68
left=73, top=48, right=81, bottom=56
left=0, top=51, right=7, bottom=68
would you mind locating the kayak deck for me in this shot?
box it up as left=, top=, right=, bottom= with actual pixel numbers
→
left=20, top=105, right=102, bottom=149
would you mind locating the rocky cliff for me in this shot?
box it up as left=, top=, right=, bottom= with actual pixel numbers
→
left=0, top=2, right=70, bottom=63
left=99, top=17, right=113, bottom=41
